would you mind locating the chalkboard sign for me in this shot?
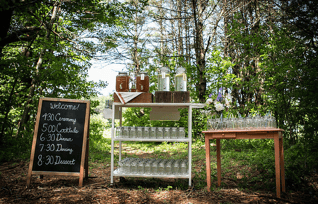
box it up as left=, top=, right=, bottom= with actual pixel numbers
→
left=27, top=98, right=90, bottom=187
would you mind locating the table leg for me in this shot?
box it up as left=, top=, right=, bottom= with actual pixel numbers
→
left=216, top=139, right=221, bottom=187
left=274, top=136, right=281, bottom=198
left=205, top=138, right=211, bottom=191
left=280, top=137, right=286, bottom=192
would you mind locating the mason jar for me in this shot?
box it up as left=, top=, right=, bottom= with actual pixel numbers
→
left=136, top=127, right=143, bottom=139
left=157, top=127, right=164, bottom=139
left=170, top=127, right=177, bottom=139
left=150, top=127, right=156, bottom=139
left=143, top=127, right=150, bottom=139
left=163, top=127, right=171, bottom=139
left=129, top=127, right=136, bottom=138
left=123, top=127, right=130, bottom=138
left=178, top=127, right=185, bottom=139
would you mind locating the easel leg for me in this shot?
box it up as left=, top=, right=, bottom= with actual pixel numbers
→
left=85, top=138, right=89, bottom=179
left=205, top=138, right=211, bottom=191
left=216, top=139, right=221, bottom=187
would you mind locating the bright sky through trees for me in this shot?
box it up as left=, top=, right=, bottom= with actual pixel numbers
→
left=88, top=60, right=125, bottom=96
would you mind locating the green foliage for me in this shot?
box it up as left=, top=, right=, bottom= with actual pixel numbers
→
left=0, top=0, right=128, bottom=148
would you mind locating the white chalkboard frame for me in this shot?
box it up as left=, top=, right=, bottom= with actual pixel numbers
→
left=26, top=97, right=90, bottom=187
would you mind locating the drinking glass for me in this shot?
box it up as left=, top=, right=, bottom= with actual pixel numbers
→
left=245, top=116, right=252, bottom=129
left=207, top=119, right=212, bottom=130
left=215, top=118, right=221, bottom=130
left=237, top=117, right=243, bottom=129
left=222, top=118, right=228, bottom=130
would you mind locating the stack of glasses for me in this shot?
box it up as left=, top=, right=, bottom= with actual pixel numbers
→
left=117, top=158, right=189, bottom=175
left=115, top=127, right=186, bottom=139
left=207, top=114, right=277, bottom=131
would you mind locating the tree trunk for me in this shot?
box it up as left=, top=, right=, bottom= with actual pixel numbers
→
left=192, top=0, right=207, bottom=103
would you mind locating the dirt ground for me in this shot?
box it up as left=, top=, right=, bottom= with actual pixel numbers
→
left=0, top=160, right=317, bottom=204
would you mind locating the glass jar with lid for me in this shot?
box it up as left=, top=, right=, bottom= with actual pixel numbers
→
left=116, top=72, right=130, bottom=92
left=175, top=67, right=187, bottom=91
left=136, top=72, right=149, bottom=92
left=156, top=127, right=164, bottom=139
left=158, top=67, right=170, bottom=91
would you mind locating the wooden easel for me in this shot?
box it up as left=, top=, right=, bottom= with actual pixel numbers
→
left=26, top=98, right=90, bottom=187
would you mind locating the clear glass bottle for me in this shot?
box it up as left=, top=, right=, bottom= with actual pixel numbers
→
left=175, top=67, right=187, bottom=91
left=158, top=67, right=170, bottom=91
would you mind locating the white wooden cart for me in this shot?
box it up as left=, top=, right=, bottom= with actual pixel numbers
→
left=110, top=102, right=205, bottom=186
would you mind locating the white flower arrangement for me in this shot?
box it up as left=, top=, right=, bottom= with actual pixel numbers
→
left=203, top=88, right=232, bottom=117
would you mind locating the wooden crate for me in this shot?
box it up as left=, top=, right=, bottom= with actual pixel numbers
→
left=114, top=92, right=153, bottom=103
left=173, top=91, right=190, bottom=103
left=155, top=91, right=173, bottom=103
left=155, top=91, right=190, bottom=103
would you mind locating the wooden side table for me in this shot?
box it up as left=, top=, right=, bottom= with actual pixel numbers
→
left=202, top=128, right=285, bottom=198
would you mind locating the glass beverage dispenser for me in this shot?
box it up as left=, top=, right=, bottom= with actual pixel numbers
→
left=158, top=67, right=170, bottom=91
left=136, top=72, right=149, bottom=92
left=116, top=72, right=130, bottom=92
left=175, top=67, right=187, bottom=91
